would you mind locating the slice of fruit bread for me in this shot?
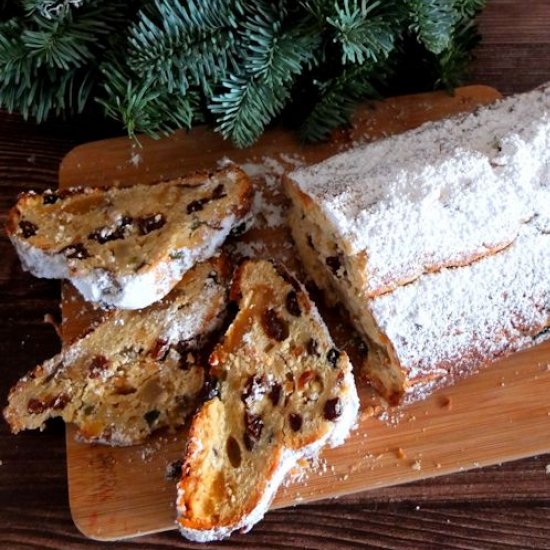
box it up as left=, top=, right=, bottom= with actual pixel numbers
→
left=4, top=256, right=231, bottom=446
left=176, top=259, right=359, bottom=541
left=6, top=165, right=252, bottom=309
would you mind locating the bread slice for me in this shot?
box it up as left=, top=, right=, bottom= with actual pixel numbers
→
left=6, top=165, right=253, bottom=309
left=176, top=260, right=359, bottom=542
left=3, top=256, right=231, bottom=446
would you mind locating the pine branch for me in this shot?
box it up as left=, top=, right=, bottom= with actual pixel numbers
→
left=211, top=2, right=320, bottom=147
left=327, top=0, right=400, bottom=65
left=99, top=60, right=200, bottom=139
left=0, top=0, right=487, bottom=145
left=405, top=0, right=458, bottom=55
left=300, top=62, right=389, bottom=142
left=435, top=16, right=482, bottom=88
left=126, top=0, right=242, bottom=95
left=0, top=1, right=127, bottom=121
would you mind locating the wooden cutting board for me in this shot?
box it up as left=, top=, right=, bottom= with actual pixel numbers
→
left=59, top=85, right=550, bottom=541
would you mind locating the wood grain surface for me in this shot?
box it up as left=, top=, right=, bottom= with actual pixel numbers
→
left=2, top=2, right=550, bottom=548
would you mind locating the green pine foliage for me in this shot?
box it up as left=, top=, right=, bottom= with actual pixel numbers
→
left=0, top=0, right=486, bottom=147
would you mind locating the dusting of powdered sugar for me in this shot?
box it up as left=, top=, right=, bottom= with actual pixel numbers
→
left=224, top=155, right=305, bottom=263
left=369, top=221, right=550, bottom=389
left=289, top=85, right=550, bottom=296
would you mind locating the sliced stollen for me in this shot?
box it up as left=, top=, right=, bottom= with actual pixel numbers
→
left=176, top=260, right=359, bottom=542
left=285, top=84, right=550, bottom=404
left=6, top=165, right=253, bottom=309
left=3, top=256, right=231, bottom=446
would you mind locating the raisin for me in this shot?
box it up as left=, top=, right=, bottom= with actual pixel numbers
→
left=186, top=198, right=209, bottom=214
left=285, top=290, right=301, bottom=317
left=61, top=243, right=90, bottom=259
left=207, top=270, right=220, bottom=284
left=51, top=393, right=70, bottom=410
left=326, top=347, right=340, bottom=368
left=165, top=459, right=183, bottom=481
left=43, top=191, right=59, bottom=205
left=323, top=397, right=342, bottom=421
left=137, top=213, right=166, bottom=235
left=262, top=308, right=289, bottom=342
left=88, top=224, right=126, bottom=244
left=144, top=409, right=160, bottom=426
left=199, top=375, right=220, bottom=402
left=288, top=413, right=303, bottom=432
left=19, top=220, right=38, bottom=238
left=27, top=398, right=47, bottom=414
left=176, top=344, right=197, bottom=370
left=306, top=338, right=319, bottom=357
left=226, top=436, right=242, bottom=468
left=149, top=338, right=169, bottom=361
left=326, top=255, right=342, bottom=275
left=229, top=221, right=247, bottom=237
left=269, top=382, right=282, bottom=406
left=211, top=183, right=227, bottom=199
left=88, top=355, right=109, bottom=379
left=243, top=411, right=263, bottom=450
left=241, top=375, right=266, bottom=405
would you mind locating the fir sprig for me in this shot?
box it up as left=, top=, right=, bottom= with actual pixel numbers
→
left=0, top=0, right=486, bottom=146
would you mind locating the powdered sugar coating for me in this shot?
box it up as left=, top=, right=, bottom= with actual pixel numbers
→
left=370, top=222, right=550, bottom=391
left=289, top=85, right=550, bottom=295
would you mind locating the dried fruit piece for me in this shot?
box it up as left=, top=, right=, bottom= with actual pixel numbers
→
left=323, top=398, right=342, bottom=421
left=288, top=413, right=303, bottom=432
left=211, top=184, right=227, bottom=199
left=261, top=309, right=289, bottom=342
left=137, top=213, right=166, bottom=235
left=226, top=436, right=242, bottom=468
left=307, top=338, right=319, bottom=356
left=298, top=370, right=315, bottom=389
left=229, top=221, right=247, bottom=237
left=27, top=398, right=47, bottom=414
left=88, top=217, right=133, bottom=244
left=243, top=411, right=263, bottom=450
left=149, top=339, right=169, bottom=361
left=285, top=290, right=301, bottom=317
left=51, top=393, right=70, bottom=410
left=325, top=255, right=342, bottom=275
left=268, top=382, right=282, bottom=406
left=166, top=459, right=183, bottom=481
left=43, top=191, right=59, bottom=205
left=187, top=199, right=208, bottom=214
left=19, top=220, right=38, bottom=238
left=88, top=355, right=109, bottom=379
left=199, top=375, right=220, bottom=402
left=326, top=348, right=340, bottom=368
left=241, top=375, right=266, bottom=405
left=60, top=243, right=90, bottom=259
left=144, top=409, right=160, bottom=426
